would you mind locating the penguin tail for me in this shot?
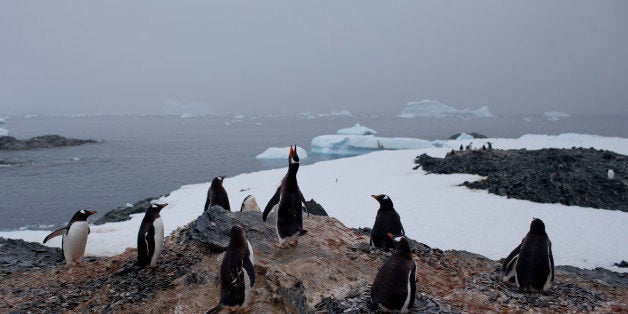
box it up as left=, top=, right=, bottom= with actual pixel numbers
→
left=206, top=304, right=223, bottom=314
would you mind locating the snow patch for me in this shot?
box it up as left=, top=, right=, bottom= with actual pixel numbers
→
left=256, top=146, right=308, bottom=159
left=337, top=123, right=377, bottom=136
left=0, top=127, right=8, bottom=136
left=399, top=99, right=493, bottom=119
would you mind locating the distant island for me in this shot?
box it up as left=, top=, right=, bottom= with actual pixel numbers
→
left=0, top=135, right=98, bottom=150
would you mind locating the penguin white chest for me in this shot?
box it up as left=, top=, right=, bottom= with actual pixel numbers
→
left=63, top=221, right=89, bottom=265
left=150, top=217, right=164, bottom=266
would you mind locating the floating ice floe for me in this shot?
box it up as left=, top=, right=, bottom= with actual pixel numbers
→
left=256, top=146, right=308, bottom=159
left=398, top=99, right=493, bottom=119
left=331, top=109, right=352, bottom=116
left=337, top=123, right=377, bottom=136
left=311, top=134, right=433, bottom=155
left=0, top=127, right=9, bottom=136
left=544, top=111, right=570, bottom=121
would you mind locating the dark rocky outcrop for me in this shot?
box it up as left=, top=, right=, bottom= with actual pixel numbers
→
left=304, top=199, right=328, bottom=216
left=1, top=208, right=626, bottom=313
left=0, top=135, right=98, bottom=150
left=416, top=148, right=628, bottom=211
left=93, top=196, right=165, bottom=225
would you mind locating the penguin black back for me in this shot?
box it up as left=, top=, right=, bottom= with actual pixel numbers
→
left=204, top=176, right=230, bottom=211
left=209, top=225, right=255, bottom=313
left=137, top=203, right=167, bottom=267
left=371, top=234, right=416, bottom=312
left=515, top=218, right=554, bottom=291
left=370, top=194, right=405, bottom=250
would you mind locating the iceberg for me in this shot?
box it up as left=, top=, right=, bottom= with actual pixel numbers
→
left=311, top=134, right=432, bottom=155
left=337, top=123, right=377, bottom=136
left=331, top=109, right=352, bottom=116
left=256, top=146, right=308, bottom=159
left=456, top=133, right=474, bottom=140
left=398, top=99, right=493, bottom=119
left=0, top=117, right=5, bottom=124
left=544, top=111, right=570, bottom=121
left=0, top=127, right=8, bottom=136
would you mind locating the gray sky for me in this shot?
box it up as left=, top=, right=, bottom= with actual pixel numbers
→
left=1, top=1, right=627, bottom=115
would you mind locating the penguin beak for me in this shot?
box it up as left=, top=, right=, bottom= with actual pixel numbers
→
left=387, top=233, right=394, bottom=239
left=371, top=195, right=379, bottom=200
left=160, top=203, right=168, bottom=208
left=87, top=211, right=97, bottom=215
left=289, top=145, right=295, bottom=158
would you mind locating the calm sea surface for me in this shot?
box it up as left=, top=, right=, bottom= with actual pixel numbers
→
left=1, top=114, right=626, bottom=230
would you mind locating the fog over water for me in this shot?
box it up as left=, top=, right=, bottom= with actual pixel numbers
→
left=1, top=1, right=627, bottom=116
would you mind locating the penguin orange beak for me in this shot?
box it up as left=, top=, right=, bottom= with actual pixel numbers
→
left=387, top=233, right=394, bottom=239
left=371, top=195, right=380, bottom=200
left=289, top=145, right=295, bottom=157
left=161, top=203, right=168, bottom=208
left=87, top=211, right=97, bottom=215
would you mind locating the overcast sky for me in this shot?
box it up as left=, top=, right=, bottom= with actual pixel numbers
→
left=1, top=1, right=627, bottom=115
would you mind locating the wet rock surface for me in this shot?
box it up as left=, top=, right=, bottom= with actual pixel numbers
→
left=1, top=208, right=626, bottom=313
left=0, top=237, right=64, bottom=274
left=0, top=135, right=98, bottom=150
left=416, top=148, right=628, bottom=211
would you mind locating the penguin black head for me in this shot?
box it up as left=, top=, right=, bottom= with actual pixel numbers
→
left=228, top=225, right=248, bottom=248
left=148, top=203, right=168, bottom=213
left=387, top=233, right=411, bottom=255
left=529, top=218, right=546, bottom=234
left=71, top=209, right=97, bottom=222
left=371, top=194, right=394, bottom=210
left=289, top=145, right=299, bottom=164
left=211, top=176, right=226, bottom=187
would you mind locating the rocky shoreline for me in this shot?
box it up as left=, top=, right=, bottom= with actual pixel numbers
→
left=0, top=135, right=98, bottom=150
left=1, top=207, right=626, bottom=312
left=415, top=147, right=628, bottom=211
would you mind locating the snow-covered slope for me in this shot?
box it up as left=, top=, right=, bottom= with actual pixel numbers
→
left=1, top=133, right=627, bottom=272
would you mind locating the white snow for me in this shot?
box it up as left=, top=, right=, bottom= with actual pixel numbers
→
left=456, top=133, right=474, bottom=140
left=311, top=134, right=433, bottom=155
left=256, top=146, right=308, bottom=159
left=1, top=133, right=627, bottom=272
left=337, top=123, right=377, bottom=136
left=0, top=127, right=8, bottom=136
left=544, top=111, right=571, bottom=121
left=399, top=99, right=494, bottom=119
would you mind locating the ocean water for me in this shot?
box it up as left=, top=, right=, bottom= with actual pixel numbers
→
left=1, top=113, right=627, bottom=230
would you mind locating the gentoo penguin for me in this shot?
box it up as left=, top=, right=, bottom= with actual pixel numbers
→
left=371, top=234, right=417, bottom=313
left=465, top=142, right=473, bottom=150
left=240, top=195, right=261, bottom=212
left=487, top=141, right=493, bottom=151
left=43, top=209, right=97, bottom=266
left=137, top=203, right=168, bottom=267
left=459, top=144, right=463, bottom=151
left=207, top=225, right=255, bottom=314
left=262, top=145, right=308, bottom=248
left=482, top=144, right=486, bottom=151
left=500, top=218, right=554, bottom=291
left=204, top=176, right=230, bottom=211
left=370, top=194, right=405, bottom=250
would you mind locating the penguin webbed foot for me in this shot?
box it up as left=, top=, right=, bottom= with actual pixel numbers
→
left=241, top=307, right=251, bottom=313
left=288, top=240, right=298, bottom=247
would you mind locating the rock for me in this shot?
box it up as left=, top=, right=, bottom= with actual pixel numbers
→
left=93, top=196, right=165, bottom=225
left=415, top=148, right=628, bottom=211
left=304, top=199, right=328, bottom=216
left=0, top=237, right=63, bottom=274
left=0, top=135, right=98, bottom=151
left=614, top=260, right=628, bottom=268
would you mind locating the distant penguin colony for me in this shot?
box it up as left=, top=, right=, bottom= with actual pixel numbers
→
left=501, top=218, right=554, bottom=291
left=137, top=203, right=168, bottom=267
left=371, top=234, right=417, bottom=313
left=43, top=209, right=97, bottom=266
left=370, top=194, right=405, bottom=250
left=207, top=225, right=255, bottom=314
left=262, top=145, right=308, bottom=248
left=205, top=176, right=231, bottom=211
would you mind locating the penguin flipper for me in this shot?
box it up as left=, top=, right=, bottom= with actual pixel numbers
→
left=43, top=228, right=67, bottom=243
left=206, top=304, right=224, bottom=314
left=262, top=187, right=280, bottom=222
left=204, top=189, right=211, bottom=211
left=298, top=189, right=308, bottom=217
left=500, top=242, right=522, bottom=282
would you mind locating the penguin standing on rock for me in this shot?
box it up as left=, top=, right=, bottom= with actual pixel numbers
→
left=371, top=234, right=417, bottom=313
left=501, top=218, right=554, bottom=291
left=262, top=145, right=308, bottom=248
left=137, top=203, right=168, bottom=267
left=207, top=225, right=255, bottom=314
left=43, top=209, right=97, bottom=266
left=205, top=176, right=230, bottom=211
left=370, top=194, right=405, bottom=250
